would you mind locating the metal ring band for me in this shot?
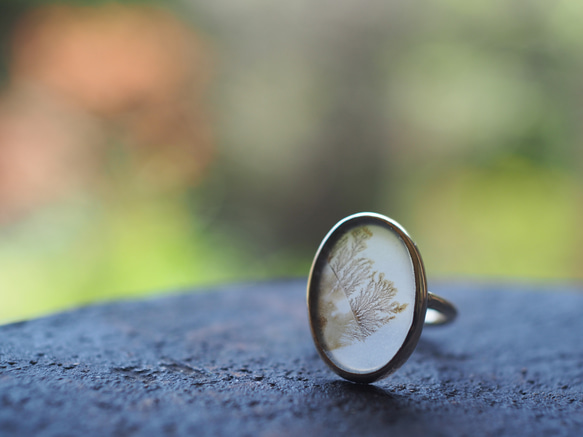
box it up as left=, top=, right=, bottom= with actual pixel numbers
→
left=425, top=292, right=457, bottom=325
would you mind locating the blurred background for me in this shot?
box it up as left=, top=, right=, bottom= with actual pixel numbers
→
left=1, top=0, right=582, bottom=322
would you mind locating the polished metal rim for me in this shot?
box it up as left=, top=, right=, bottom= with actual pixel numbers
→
left=307, top=212, right=457, bottom=384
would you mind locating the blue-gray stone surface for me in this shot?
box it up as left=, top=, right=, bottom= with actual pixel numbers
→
left=0, top=280, right=582, bottom=436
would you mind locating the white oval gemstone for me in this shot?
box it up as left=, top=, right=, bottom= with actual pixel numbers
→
left=310, top=221, right=416, bottom=375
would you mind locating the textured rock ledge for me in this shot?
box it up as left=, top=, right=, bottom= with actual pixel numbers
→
left=0, top=280, right=582, bottom=436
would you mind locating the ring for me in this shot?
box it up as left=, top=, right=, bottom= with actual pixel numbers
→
left=307, top=212, right=457, bottom=383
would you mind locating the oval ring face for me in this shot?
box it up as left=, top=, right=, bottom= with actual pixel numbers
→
left=307, top=213, right=427, bottom=383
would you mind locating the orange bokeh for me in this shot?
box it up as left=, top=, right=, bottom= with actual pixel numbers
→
left=0, top=3, right=214, bottom=223
left=11, top=4, right=209, bottom=114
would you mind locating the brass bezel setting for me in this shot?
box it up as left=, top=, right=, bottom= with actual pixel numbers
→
left=307, top=212, right=452, bottom=384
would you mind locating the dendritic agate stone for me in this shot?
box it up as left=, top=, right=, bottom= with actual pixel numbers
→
left=308, top=214, right=419, bottom=379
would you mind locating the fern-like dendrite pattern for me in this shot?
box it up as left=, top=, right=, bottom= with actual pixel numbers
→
left=327, top=227, right=408, bottom=348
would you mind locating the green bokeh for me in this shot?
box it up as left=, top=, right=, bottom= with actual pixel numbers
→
left=1, top=0, right=582, bottom=322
